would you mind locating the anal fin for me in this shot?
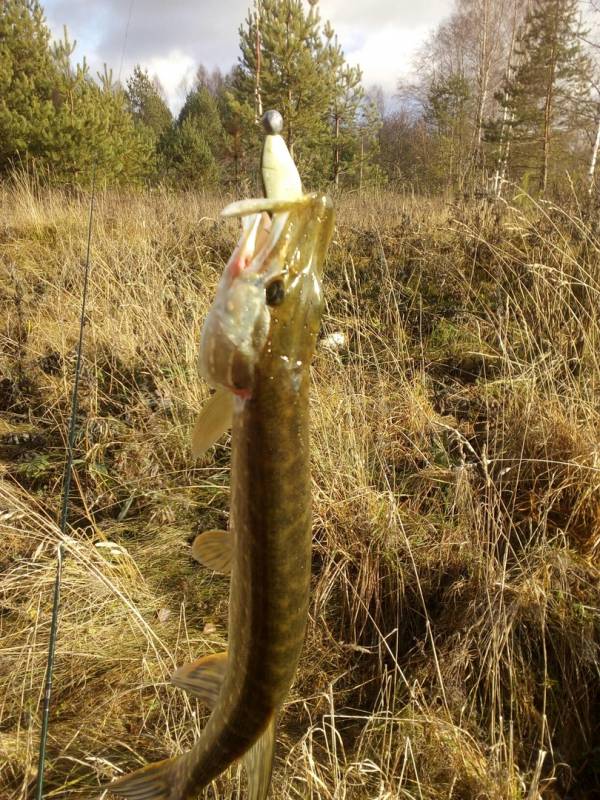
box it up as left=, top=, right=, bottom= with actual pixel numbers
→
left=191, top=388, right=234, bottom=458
left=109, top=757, right=173, bottom=799
left=191, top=529, right=232, bottom=574
left=170, top=651, right=227, bottom=707
left=243, top=715, right=276, bottom=800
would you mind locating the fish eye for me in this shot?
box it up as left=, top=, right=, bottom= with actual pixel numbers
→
left=266, top=279, right=285, bottom=306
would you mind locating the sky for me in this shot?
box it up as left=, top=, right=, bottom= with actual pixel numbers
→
left=43, top=0, right=451, bottom=113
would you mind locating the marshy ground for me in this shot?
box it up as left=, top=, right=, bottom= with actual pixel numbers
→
left=0, top=181, right=598, bottom=798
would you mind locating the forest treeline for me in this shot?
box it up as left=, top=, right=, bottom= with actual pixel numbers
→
left=1, top=0, right=600, bottom=196
left=392, top=0, right=600, bottom=196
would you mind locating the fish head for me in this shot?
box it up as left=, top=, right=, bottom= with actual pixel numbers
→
left=199, top=195, right=334, bottom=395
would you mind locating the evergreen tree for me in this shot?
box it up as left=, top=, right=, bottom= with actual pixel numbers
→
left=178, top=83, right=224, bottom=151
left=356, top=97, right=384, bottom=189
left=48, top=37, right=153, bottom=185
left=323, top=22, right=365, bottom=186
left=162, top=116, right=220, bottom=188
left=161, top=84, right=225, bottom=188
left=0, top=3, right=152, bottom=185
left=228, top=0, right=378, bottom=189
left=0, top=0, right=58, bottom=172
left=126, top=65, right=172, bottom=141
left=228, top=0, right=330, bottom=187
left=191, top=65, right=247, bottom=189
left=218, top=67, right=248, bottom=190
left=125, top=66, right=173, bottom=181
left=493, top=0, right=592, bottom=193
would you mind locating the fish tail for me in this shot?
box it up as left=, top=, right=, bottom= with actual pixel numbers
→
left=108, top=757, right=174, bottom=800
left=243, top=714, right=276, bottom=800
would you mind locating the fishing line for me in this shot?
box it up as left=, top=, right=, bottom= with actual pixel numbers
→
left=35, top=2, right=136, bottom=792
left=34, top=4, right=136, bottom=790
left=118, top=0, right=135, bottom=84
left=34, top=167, right=96, bottom=800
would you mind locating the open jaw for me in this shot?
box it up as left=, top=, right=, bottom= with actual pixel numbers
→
left=189, top=194, right=330, bottom=458
left=198, top=196, right=323, bottom=397
left=222, top=196, right=314, bottom=283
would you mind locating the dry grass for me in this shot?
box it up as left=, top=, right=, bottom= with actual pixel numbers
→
left=0, top=178, right=598, bottom=799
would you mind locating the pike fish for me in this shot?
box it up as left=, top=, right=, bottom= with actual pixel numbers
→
left=109, top=112, right=334, bottom=800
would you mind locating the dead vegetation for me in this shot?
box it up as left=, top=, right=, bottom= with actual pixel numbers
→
left=0, top=179, right=598, bottom=798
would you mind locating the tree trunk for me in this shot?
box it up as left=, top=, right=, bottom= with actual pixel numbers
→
left=334, top=114, right=340, bottom=186
left=588, top=110, right=600, bottom=196
left=254, top=1, right=263, bottom=122
left=473, top=0, right=491, bottom=173
left=540, top=0, right=560, bottom=195
left=493, top=0, right=531, bottom=196
left=359, top=133, right=364, bottom=192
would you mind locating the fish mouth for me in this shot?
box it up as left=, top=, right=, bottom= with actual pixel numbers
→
left=221, top=194, right=334, bottom=287
left=198, top=194, right=334, bottom=395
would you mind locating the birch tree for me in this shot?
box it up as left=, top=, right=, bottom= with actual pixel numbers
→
left=490, top=0, right=532, bottom=195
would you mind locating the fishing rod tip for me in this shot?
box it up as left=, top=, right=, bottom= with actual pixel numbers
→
left=262, top=110, right=284, bottom=135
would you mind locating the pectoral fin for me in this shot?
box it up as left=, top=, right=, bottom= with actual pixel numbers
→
left=191, top=388, right=234, bottom=458
left=243, top=715, right=276, bottom=800
left=191, top=529, right=232, bottom=574
left=170, top=651, right=227, bottom=708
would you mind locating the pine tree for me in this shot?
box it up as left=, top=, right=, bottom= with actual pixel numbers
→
left=228, top=0, right=330, bottom=187
left=162, top=116, right=220, bottom=188
left=210, top=68, right=246, bottom=189
left=495, top=0, right=592, bottom=193
left=323, top=22, right=365, bottom=186
left=178, top=84, right=224, bottom=152
left=125, top=66, right=173, bottom=181
left=161, top=84, right=225, bottom=188
left=228, top=0, right=378, bottom=189
left=0, top=0, right=58, bottom=172
left=356, top=96, right=384, bottom=189
left=126, top=65, right=172, bottom=141
left=48, top=37, right=153, bottom=185
left=0, top=3, right=152, bottom=185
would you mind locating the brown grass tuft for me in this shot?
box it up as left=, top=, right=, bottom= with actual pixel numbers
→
left=0, top=182, right=598, bottom=798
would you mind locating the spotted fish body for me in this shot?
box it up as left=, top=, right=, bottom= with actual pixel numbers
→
left=109, top=120, right=334, bottom=799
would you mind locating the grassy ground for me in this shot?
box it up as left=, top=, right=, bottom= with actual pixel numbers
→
left=0, top=179, right=598, bottom=799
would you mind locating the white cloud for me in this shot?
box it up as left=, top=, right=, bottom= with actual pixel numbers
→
left=320, top=0, right=446, bottom=98
left=321, top=0, right=449, bottom=30
left=145, top=50, right=197, bottom=111
left=43, top=0, right=446, bottom=111
left=342, top=24, right=431, bottom=94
